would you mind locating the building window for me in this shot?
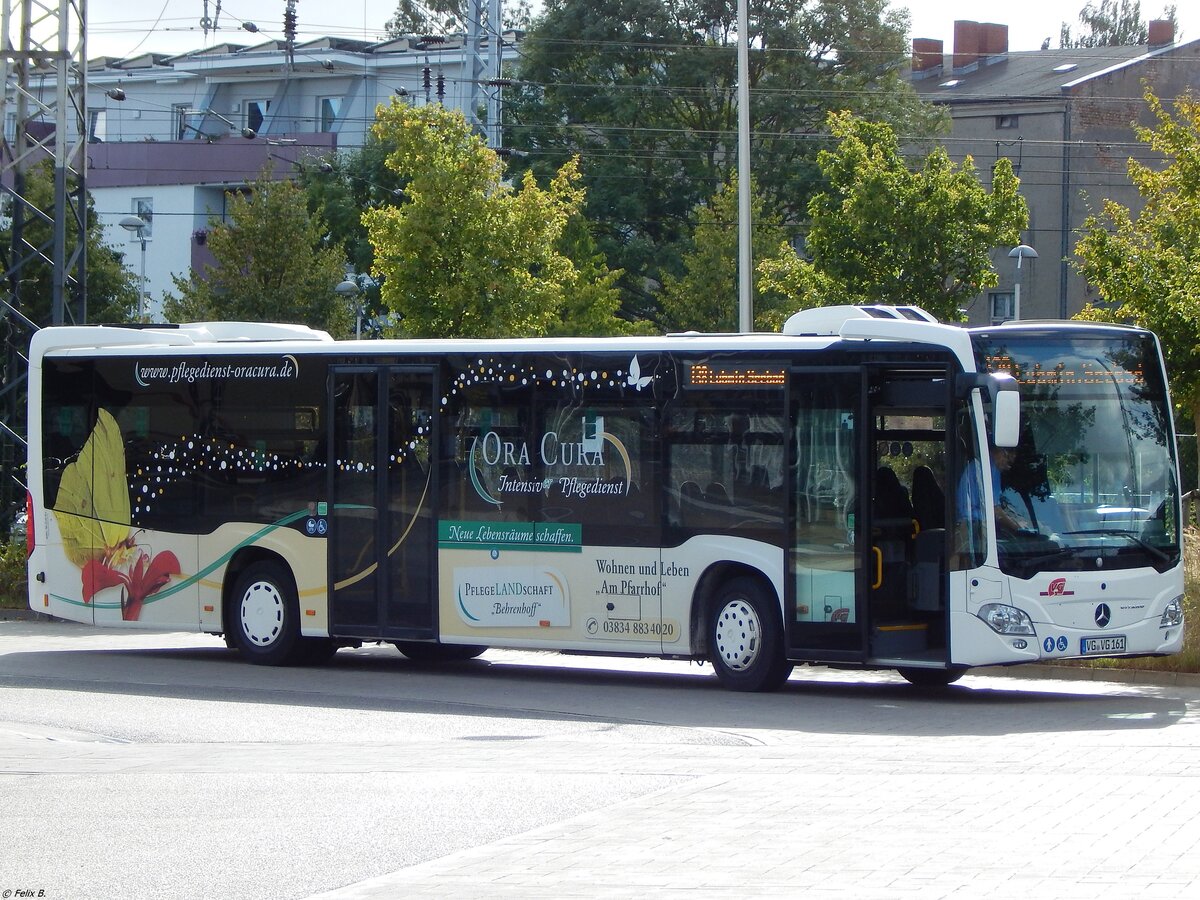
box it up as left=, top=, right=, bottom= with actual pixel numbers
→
left=88, top=109, right=107, bottom=142
left=132, top=198, right=153, bottom=239
left=244, top=100, right=270, bottom=134
left=990, top=292, right=1015, bottom=324
left=318, top=97, right=340, bottom=132
left=996, top=115, right=1019, bottom=129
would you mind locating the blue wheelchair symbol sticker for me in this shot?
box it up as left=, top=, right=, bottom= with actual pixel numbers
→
left=1057, top=635, right=1068, bottom=652
left=317, top=518, right=328, bottom=535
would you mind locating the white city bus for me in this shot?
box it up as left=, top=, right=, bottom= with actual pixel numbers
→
left=23, top=306, right=1185, bottom=690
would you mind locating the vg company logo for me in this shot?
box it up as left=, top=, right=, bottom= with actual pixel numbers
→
left=1039, top=577, right=1075, bottom=597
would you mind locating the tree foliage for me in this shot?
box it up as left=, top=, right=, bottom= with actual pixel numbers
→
left=1, top=162, right=138, bottom=519
left=658, top=175, right=793, bottom=332
left=1, top=159, right=139, bottom=327
left=1059, top=1, right=1177, bottom=48
left=759, top=112, right=1028, bottom=323
left=163, top=171, right=352, bottom=336
left=364, top=101, right=627, bottom=338
left=1073, top=89, right=1200, bottom=437
left=301, top=136, right=404, bottom=330
left=385, top=0, right=531, bottom=36
left=502, top=0, right=945, bottom=320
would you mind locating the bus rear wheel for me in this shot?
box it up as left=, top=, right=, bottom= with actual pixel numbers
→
left=708, top=577, right=792, bottom=692
left=229, top=561, right=304, bottom=666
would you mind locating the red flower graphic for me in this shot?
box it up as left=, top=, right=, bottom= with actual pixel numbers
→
left=82, top=538, right=181, bottom=621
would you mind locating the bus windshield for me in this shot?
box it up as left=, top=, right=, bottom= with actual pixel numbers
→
left=975, top=330, right=1180, bottom=577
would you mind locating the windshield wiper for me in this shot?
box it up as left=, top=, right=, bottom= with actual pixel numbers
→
left=1009, top=545, right=1082, bottom=572
left=1063, top=529, right=1172, bottom=565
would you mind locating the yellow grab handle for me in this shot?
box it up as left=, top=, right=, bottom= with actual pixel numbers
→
left=871, top=546, right=883, bottom=590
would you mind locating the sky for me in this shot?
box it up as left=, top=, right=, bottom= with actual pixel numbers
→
left=81, top=0, right=1197, bottom=59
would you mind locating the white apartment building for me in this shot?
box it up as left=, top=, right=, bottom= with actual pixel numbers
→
left=20, top=33, right=519, bottom=320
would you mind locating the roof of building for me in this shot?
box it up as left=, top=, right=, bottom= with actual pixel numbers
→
left=911, top=39, right=1198, bottom=102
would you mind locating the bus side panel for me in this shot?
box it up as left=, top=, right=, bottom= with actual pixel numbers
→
left=90, top=529, right=199, bottom=631
left=436, top=543, right=673, bottom=652
left=31, top=513, right=95, bottom=625
left=435, top=536, right=782, bottom=655
left=198, top=523, right=329, bottom=636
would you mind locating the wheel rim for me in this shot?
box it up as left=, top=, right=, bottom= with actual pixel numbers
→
left=240, top=580, right=285, bottom=648
left=713, top=597, right=762, bottom=672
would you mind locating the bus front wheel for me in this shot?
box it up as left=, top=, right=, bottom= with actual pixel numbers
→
left=229, top=561, right=303, bottom=666
left=708, top=577, right=793, bottom=692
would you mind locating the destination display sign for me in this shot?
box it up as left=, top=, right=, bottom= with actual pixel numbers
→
left=684, top=362, right=787, bottom=389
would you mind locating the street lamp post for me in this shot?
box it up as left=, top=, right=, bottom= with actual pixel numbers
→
left=119, top=215, right=149, bottom=320
left=1008, top=243, right=1038, bottom=321
left=335, top=278, right=361, bottom=338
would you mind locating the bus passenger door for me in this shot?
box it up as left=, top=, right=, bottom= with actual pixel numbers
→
left=788, top=370, right=867, bottom=660
left=789, top=366, right=953, bottom=665
left=329, top=367, right=437, bottom=640
left=864, top=367, right=953, bottom=666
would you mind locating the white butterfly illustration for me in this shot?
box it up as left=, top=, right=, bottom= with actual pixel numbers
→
left=627, top=356, right=652, bottom=390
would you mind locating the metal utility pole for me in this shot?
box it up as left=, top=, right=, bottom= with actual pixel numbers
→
left=465, top=0, right=503, bottom=148
left=1, top=0, right=88, bottom=518
left=736, top=0, right=752, bottom=333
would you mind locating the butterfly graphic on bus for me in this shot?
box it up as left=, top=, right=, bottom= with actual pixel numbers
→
left=50, top=409, right=180, bottom=620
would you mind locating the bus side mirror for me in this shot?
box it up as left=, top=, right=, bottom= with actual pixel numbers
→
left=993, top=388, right=1020, bottom=448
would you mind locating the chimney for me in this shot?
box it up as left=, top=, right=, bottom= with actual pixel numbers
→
left=1148, top=19, right=1175, bottom=47
left=912, top=38, right=944, bottom=73
left=953, top=20, right=984, bottom=70
left=982, top=23, right=1009, bottom=57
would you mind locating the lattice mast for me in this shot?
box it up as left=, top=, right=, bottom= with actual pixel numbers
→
left=0, top=0, right=88, bottom=515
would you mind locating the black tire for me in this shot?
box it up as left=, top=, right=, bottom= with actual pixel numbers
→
left=898, top=666, right=966, bottom=687
left=393, top=641, right=487, bottom=662
left=228, top=561, right=304, bottom=666
left=708, top=576, right=793, bottom=692
left=296, top=638, right=339, bottom=666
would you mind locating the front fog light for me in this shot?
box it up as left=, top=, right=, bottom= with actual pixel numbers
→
left=1160, top=596, right=1184, bottom=628
left=978, top=603, right=1035, bottom=635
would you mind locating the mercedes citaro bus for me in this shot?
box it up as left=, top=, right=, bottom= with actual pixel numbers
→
left=24, top=306, right=1184, bottom=689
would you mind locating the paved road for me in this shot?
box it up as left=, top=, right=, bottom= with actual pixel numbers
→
left=1, top=620, right=1199, bottom=899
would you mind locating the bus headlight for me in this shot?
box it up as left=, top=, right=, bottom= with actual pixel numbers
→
left=978, top=603, right=1035, bottom=635
left=1159, top=596, right=1184, bottom=628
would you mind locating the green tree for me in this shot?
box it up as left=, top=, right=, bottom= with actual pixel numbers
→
left=301, top=136, right=404, bottom=331
left=547, top=213, right=634, bottom=336
left=1073, top=89, right=1200, bottom=448
left=503, top=0, right=944, bottom=320
left=1, top=159, right=139, bottom=326
left=760, top=112, right=1027, bottom=323
left=1060, top=1, right=1177, bottom=48
left=658, top=175, right=793, bottom=332
left=163, top=171, right=352, bottom=336
left=1, top=161, right=139, bottom=520
left=364, top=101, right=628, bottom=338
left=385, top=0, right=531, bottom=35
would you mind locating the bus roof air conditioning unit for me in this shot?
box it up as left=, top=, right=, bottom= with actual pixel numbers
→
left=782, top=305, right=936, bottom=336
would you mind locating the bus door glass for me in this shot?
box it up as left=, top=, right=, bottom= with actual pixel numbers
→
left=865, top=367, right=953, bottom=664
left=789, top=370, right=865, bottom=657
left=329, top=367, right=436, bottom=639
